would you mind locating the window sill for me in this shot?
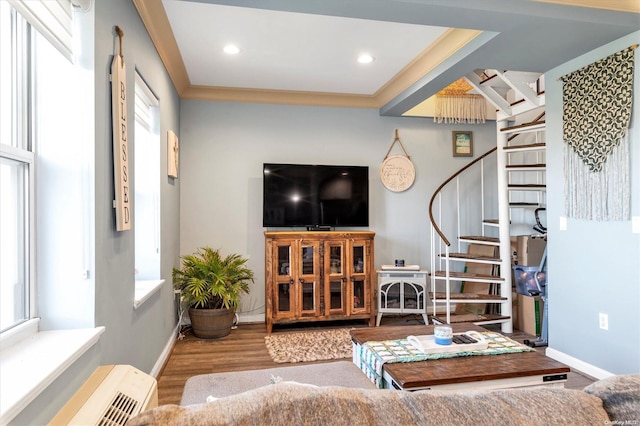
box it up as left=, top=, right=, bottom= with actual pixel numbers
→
left=0, top=320, right=105, bottom=424
left=134, top=279, right=165, bottom=310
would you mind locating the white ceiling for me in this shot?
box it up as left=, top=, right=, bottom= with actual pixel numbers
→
left=162, top=1, right=448, bottom=94
left=144, top=0, right=639, bottom=116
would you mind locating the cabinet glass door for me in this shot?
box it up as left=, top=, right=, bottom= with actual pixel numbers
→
left=273, top=242, right=295, bottom=319
left=277, top=245, right=291, bottom=277
left=349, top=240, right=370, bottom=315
left=351, top=277, right=366, bottom=311
left=325, top=242, right=346, bottom=315
left=298, top=241, right=320, bottom=317
left=277, top=282, right=292, bottom=313
left=351, top=244, right=365, bottom=274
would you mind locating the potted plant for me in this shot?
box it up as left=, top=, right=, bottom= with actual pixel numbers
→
left=173, top=247, right=254, bottom=339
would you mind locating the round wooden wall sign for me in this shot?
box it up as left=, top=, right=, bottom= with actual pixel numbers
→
left=380, top=155, right=416, bottom=192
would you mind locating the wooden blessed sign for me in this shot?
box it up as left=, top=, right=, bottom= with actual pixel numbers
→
left=111, top=26, right=130, bottom=231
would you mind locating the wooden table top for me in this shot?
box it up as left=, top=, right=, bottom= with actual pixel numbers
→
left=351, top=324, right=571, bottom=390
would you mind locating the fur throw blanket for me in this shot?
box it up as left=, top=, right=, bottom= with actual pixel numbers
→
left=127, top=375, right=640, bottom=426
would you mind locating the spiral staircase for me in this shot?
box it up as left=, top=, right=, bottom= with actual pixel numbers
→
left=429, top=69, right=547, bottom=334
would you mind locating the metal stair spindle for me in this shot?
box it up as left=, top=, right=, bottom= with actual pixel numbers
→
left=497, top=118, right=513, bottom=333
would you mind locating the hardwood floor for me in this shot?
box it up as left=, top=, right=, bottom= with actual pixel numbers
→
left=156, top=315, right=596, bottom=405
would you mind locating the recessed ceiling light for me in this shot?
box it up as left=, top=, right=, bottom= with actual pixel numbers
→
left=223, top=44, right=241, bottom=55
left=357, top=54, right=375, bottom=64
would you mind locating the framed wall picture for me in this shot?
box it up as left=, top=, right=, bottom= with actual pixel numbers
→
left=452, top=131, right=473, bottom=157
left=168, top=130, right=179, bottom=178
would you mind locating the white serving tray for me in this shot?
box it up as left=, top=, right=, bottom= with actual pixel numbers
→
left=407, top=331, right=488, bottom=354
left=380, top=264, right=421, bottom=271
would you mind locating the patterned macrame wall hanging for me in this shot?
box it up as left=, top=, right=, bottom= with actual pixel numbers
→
left=434, top=78, right=486, bottom=124
left=560, top=45, right=636, bottom=221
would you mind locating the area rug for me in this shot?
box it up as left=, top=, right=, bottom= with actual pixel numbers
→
left=264, top=328, right=352, bottom=363
left=180, top=361, right=375, bottom=405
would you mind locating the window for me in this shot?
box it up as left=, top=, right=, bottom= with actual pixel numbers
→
left=0, top=1, right=79, bottom=334
left=134, top=72, right=161, bottom=285
left=0, top=4, right=104, bottom=422
left=0, top=3, right=35, bottom=333
left=0, top=158, right=32, bottom=332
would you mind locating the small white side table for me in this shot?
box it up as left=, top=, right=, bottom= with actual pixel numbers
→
left=376, top=270, right=429, bottom=326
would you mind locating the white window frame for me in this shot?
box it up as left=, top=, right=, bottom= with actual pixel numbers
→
left=133, top=71, right=164, bottom=309
left=0, top=147, right=36, bottom=331
left=7, top=0, right=74, bottom=61
left=0, top=3, right=36, bottom=334
left=0, top=4, right=103, bottom=423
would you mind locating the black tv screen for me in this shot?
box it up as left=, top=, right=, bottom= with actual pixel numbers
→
left=263, top=163, right=369, bottom=228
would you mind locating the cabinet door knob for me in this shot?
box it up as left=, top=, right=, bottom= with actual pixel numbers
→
left=299, top=278, right=305, bottom=283
left=289, top=278, right=294, bottom=285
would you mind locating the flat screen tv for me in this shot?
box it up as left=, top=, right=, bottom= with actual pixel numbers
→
left=263, top=163, right=369, bottom=228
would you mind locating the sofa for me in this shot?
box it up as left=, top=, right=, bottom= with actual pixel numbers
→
left=128, top=374, right=640, bottom=426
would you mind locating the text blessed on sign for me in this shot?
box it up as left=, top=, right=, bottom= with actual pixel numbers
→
left=111, top=27, right=130, bottom=231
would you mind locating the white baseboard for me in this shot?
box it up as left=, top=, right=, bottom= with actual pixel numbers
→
left=237, top=313, right=265, bottom=324
left=150, top=325, right=180, bottom=378
left=152, top=315, right=263, bottom=377
left=546, top=347, right=613, bottom=380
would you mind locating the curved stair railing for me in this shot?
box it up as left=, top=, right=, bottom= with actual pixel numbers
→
left=429, top=147, right=497, bottom=248
left=428, top=147, right=503, bottom=325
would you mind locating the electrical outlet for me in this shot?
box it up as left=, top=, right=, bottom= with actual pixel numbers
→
left=599, top=313, right=608, bottom=330
left=559, top=216, right=567, bottom=231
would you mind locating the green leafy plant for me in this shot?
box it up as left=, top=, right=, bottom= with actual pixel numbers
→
left=172, top=247, right=254, bottom=310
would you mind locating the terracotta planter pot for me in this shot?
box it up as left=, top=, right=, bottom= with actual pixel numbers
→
left=188, top=307, right=235, bottom=339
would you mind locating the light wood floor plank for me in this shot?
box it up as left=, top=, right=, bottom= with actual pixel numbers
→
left=156, top=316, right=595, bottom=406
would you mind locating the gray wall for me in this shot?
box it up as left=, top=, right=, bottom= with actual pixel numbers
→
left=545, top=31, right=640, bottom=374
left=14, top=0, right=182, bottom=423
left=93, top=0, right=180, bottom=370
left=178, top=100, right=497, bottom=319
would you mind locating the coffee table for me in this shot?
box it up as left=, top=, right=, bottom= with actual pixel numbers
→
left=350, top=324, right=570, bottom=392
